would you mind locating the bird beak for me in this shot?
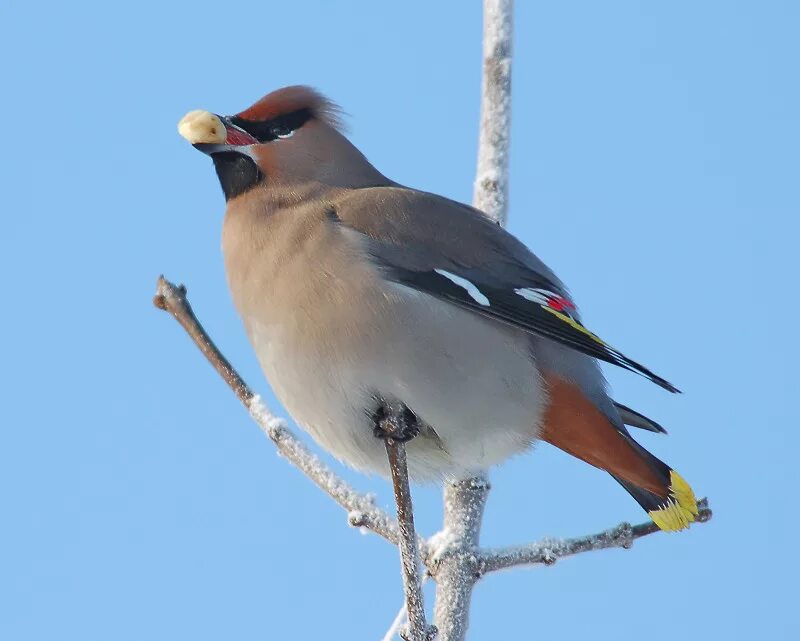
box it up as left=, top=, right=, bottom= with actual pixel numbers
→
left=177, top=110, right=258, bottom=155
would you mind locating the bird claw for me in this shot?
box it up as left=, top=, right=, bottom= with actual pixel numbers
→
left=372, top=402, right=420, bottom=442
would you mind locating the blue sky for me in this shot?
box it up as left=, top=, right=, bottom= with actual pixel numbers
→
left=2, top=1, right=797, bottom=639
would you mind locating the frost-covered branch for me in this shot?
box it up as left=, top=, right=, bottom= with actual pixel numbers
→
left=376, top=407, right=436, bottom=641
left=479, top=498, right=712, bottom=574
left=430, top=2, right=513, bottom=639
left=431, top=478, right=489, bottom=641
left=385, top=437, right=435, bottom=641
left=382, top=602, right=410, bottom=641
left=153, top=276, right=409, bottom=551
left=473, top=0, right=513, bottom=225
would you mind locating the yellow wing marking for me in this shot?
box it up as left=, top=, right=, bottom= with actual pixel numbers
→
left=542, top=306, right=607, bottom=346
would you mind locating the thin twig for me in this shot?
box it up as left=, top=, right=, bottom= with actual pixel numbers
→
left=385, top=439, right=435, bottom=641
left=382, top=575, right=432, bottom=641
left=377, top=407, right=435, bottom=641
left=153, top=276, right=405, bottom=549
left=381, top=601, right=408, bottom=641
left=153, top=278, right=251, bottom=404
left=480, top=498, right=713, bottom=573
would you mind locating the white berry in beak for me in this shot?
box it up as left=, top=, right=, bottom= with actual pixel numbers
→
left=178, top=110, right=227, bottom=144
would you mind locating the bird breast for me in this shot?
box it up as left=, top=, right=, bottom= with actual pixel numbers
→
left=222, top=202, right=548, bottom=480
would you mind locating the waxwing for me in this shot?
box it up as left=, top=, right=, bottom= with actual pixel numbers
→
left=178, top=86, right=698, bottom=531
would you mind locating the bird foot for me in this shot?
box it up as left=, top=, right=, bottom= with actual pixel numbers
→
left=372, top=402, right=420, bottom=442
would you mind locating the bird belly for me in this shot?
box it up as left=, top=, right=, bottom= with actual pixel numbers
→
left=245, top=284, right=546, bottom=482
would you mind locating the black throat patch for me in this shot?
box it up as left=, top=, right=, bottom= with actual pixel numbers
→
left=211, top=152, right=264, bottom=201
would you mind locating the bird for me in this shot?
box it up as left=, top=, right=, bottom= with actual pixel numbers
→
left=177, top=85, right=699, bottom=532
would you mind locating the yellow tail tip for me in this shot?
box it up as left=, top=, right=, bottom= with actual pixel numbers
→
left=648, top=470, right=699, bottom=532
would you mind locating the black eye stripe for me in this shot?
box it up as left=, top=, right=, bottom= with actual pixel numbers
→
left=229, top=108, right=313, bottom=143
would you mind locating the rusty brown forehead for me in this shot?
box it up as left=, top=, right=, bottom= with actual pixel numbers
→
left=235, top=85, right=327, bottom=121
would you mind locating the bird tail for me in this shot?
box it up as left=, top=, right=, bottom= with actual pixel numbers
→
left=541, top=375, right=699, bottom=532
left=610, top=433, right=699, bottom=531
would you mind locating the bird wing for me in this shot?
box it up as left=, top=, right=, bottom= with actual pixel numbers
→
left=334, top=187, right=679, bottom=393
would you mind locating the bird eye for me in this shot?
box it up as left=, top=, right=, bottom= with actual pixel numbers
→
left=272, top=125, right=295, bottom=139
left=229, top=108, right=311, bottom=143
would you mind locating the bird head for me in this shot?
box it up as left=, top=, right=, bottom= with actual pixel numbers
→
left=178, top=86, right=386, bottom=201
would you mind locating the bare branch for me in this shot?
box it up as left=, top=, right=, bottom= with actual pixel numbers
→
left=385, top=438, right=436, bottom=641
left=153, top=276, right=405, bottom=549
left=473, top=0, right=513, bottom=225
left=153, top=278, right=251, bottom=404
left=382, top=602, right=409, bottom=641
left=375, top=407, right=435, bottom=641
left=382, top=575, right=432, bottom=641
left=480, top=498, right=713, bottom=574
left=431, top=478, right=490, bottom=641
